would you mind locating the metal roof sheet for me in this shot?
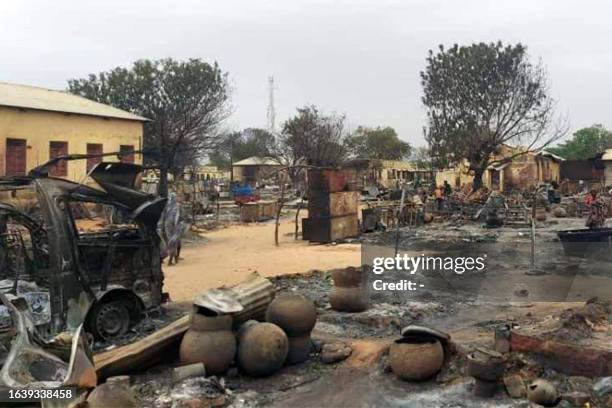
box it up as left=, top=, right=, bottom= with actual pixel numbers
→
left=233, top=156, right=281, bottom=166
left=0, top=82, right=149, bottom=122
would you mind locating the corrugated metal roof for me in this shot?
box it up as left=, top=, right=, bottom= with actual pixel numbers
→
left=0, top=82, right=149, bottom=122
left=233, top=156, right=281, bottom=166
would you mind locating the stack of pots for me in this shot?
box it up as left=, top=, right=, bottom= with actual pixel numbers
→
left=466, top=348, right=505, bottom=397
left=329, top=267, right=369, bottom=312
left=266, top=294, right=317, bottom=364
left=179, top=306, right=236, bottom=375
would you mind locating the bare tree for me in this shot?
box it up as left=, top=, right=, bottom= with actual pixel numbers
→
left=421, top=42, right=567, bottom=189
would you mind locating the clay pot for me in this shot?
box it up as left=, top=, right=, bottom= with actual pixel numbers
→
left=179, top=310, right=236, bottom=375
left=331, top=267, right=364, bottom=287
left=535, top=209, right=547, bottom=222
left=527, top=379, right=558, bottom=407
left=265, top=295, right=315, bottom=365
left=466, top=350, right=505, bottom=382
left=237, top=322, right=289, bottom=377
left=388, top=337, right=444, bottom=381
left=266, top=294, right=317, bottom=336
left=286, top=334, right=312, bottom=364
left=552, top=207, right=567, bottom=218
left=329, top=286, right=369, bottom=312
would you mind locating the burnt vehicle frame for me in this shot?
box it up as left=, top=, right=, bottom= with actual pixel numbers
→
left=0, top=158, right=167, bottom=341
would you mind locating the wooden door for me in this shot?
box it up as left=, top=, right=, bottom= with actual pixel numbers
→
left=6, top=138, right=27, bottom=176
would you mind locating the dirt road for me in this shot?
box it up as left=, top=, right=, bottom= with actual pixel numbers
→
left=164, top=216, right=360, bottom=302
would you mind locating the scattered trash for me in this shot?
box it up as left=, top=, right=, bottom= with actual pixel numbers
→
left=320, top=342, right=352, bottom=364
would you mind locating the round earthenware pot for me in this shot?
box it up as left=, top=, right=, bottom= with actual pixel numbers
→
left=237, top=322, right=289, bottom=377
left=266, top=294, right=317, bottom=336
left=331, top=267, right=364, bottom=288
left=388, top=337, right=444, bottom=381
left=286, top=333, right=312, bottom=364
left=179, top=311, right=236, bottom=375
left=329, top=286, right=369, bottom=312
left=527, top=379, right=558, bottom=407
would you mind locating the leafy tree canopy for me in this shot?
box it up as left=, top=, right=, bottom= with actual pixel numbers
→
left=209, top=128, right=276, bottom=170
left=421, top=41, right=565, bottom=188
left=280, top=105, right=347, bottom=167
left=346, top=126, right=411, bottom=160
left=547, top=125, right=612, bottom=160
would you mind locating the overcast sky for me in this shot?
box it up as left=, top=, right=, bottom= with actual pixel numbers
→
left=1, top=0, right=611, bottom=146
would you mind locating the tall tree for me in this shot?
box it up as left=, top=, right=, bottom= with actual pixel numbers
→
left=68, top=58, right=231, bottom=196
left=209, top=128, right=276, bottom=171
left=279, top=105, right=347, bottom=167
left=421, top=42, right=566, bottom=189
left=548, top=125, right=612, bottom=160
left=346, top=126, right=411, bottom=160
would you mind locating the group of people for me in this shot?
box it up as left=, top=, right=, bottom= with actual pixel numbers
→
left=584, top=189, right=608, bottom=229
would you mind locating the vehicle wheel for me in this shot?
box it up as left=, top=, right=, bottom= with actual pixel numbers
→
left=87, top=300, right=131, bottom=340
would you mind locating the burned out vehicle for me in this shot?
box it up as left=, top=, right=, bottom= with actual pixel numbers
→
left=0, top=161, right=166, bottom=341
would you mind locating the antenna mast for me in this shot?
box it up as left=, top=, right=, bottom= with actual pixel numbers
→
left=266, top=76, right=276, bottom=132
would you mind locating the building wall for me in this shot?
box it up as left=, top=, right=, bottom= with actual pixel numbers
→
left=0, top=106, right=143, bottom=180
left=232, top=164, right=283, bottom=186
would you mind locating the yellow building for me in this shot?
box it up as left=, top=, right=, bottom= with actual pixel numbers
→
left=435, top=145, right=564, bottom=191
left=0, top=82, right=147, bottom=181
left=344, top=158, right=433, bottom=189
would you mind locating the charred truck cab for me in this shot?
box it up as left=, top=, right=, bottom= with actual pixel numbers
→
left=0, top=162, right=167, bottom=341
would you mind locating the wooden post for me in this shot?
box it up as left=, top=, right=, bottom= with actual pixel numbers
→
left=275, top=176, right=286, bottom=246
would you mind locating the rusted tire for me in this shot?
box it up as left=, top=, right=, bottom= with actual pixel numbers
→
left=87, top=300, right=131, bottom=341
left=286, top=334, right=312, bottom=364
left=266, top=294, right=316, bottom=336
left=329, top=287, right=369, bottom=312
left=389, top=339, right=444, bottom=381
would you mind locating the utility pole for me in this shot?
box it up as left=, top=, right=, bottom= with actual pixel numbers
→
left=266, top=76, right=276, bottom=132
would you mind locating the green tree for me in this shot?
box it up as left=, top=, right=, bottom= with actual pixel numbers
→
left=280, top=105, right=347, bottom=167
left=421, top=42, right=566, bottom=189
left=346, top=126, right=411, bottom=160
left=548, top=125, right=612, bottom=160
left=209, top=128, right=276, bottom=171
left=68, top=58, right=231, bottom=196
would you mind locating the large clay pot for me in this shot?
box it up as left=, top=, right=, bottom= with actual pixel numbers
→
left=535, top=208, right=547, bottom=222
left=286, top=334, right=312, bottom=364
left=179, top=310, right=236, bottom=375
left=266, top=294, right=316, bottom=365
left=466, top=350, right=505, bottom=382
left=266, top=294, right=316, bottom=336
left=331, top=267, right=363, bottom=287
left=388, top=337, right=444, bottom=381
left=237, top=322, right=289, bottom=377
left=329, top=286, right=369, bottom=312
